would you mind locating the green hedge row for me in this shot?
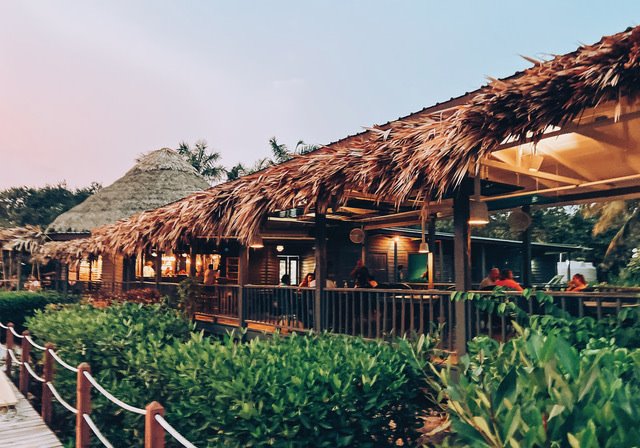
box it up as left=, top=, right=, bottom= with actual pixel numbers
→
left=0, top=291, right=78, bottom=334
left=26, top=303, right=437, bottom=447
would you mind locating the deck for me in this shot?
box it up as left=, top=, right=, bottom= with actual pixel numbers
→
left=0, top=372, right=62, bottom=448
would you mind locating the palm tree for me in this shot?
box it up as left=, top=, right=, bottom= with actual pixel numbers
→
left=269, top=137, right=292, bottom=163
left=225, top=163, right=248, bottom=181
left=177, top=140, right=225, bottom=184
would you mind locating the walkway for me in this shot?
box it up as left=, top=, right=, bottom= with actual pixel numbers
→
left=0, top=371, right=62, bottom=448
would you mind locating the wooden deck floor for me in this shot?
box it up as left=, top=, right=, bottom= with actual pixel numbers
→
left=0, top=373, right=62, bottom=448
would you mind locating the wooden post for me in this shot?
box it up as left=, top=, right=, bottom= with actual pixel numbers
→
left=453, top=191, right=472, bottom=355
left=428, top=215, right=437, bottom=289
left=41, top=343, right=55, bottom=425
left=393, top=238, right=398, bottom=282
left=62, top=264, right=69, bottom=296
left=19, top=330, right=31, bottom=395
left=76, top=363, right=92, bottom=448
left=521, top=205, right=532, bottom=288
left=15, top=253, right=21, bottom=291
left=155, top=252, right=162, bottom=289
left=88, top=258, right=93, bottom=292
left=189, top=245, right=197, bottom=278
left=314, top=213, right=327, bottom=331
left=238, top=245, right=248, bottom=329
left=6, top=323, right=14, bottom=376
left=145, top=401, right=165, bottom=448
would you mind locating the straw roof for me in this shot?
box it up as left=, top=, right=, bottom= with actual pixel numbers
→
left=46, top=25, right=640, bottom=258
left=0, top=226, right=48, bottom=254
left=47, top=148, right=210, bottom=234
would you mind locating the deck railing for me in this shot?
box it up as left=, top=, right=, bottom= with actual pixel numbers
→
left=243, top=285, right=315, bottom=332
left=0, top=321, right=198, bottom=448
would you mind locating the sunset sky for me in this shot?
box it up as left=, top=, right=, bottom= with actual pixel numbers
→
left=1, top=1, right=638, bottom=189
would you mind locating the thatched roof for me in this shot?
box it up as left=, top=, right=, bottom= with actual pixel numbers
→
left=47, top=25, right=640, bottom=259
left=0, top=226, right=48, bottom=253
left=47, top=148, right=209, bottom=234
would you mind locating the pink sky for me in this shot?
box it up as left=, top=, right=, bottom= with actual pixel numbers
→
left=1, top=1, right=638, bottom=189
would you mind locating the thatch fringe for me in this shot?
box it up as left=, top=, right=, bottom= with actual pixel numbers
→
left=46, top=25, right=640, bottom=258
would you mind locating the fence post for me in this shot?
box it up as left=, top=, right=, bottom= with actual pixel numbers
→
left=19, top=330, right=31, bottom=395
left=145, top=401, right=165, bottom=448
left=41, top=343, right=55, bottom=425
left=5, top=323, right=14, bottom=377
left=76, top=363, right=92, bottom=448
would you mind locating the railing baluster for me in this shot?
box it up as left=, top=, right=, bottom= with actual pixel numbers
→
left=359, top=291, right=364, bottom=336
left=409, top=294, right=415, bottom=335
left=351, top=291, right=356, bottom=336
left=367, top=293, right=373, bottom=338
left=391, top=293, right=397, bottom=336
left=376, top=293, right=381, bottom=338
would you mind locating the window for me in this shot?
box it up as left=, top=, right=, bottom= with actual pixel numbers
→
left=278, top=255, right=299, bottom=285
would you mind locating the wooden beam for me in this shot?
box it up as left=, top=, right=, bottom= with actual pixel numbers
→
left=482, top=159, right=585, bottom=185
left=314, top=213, right=327, bottom=332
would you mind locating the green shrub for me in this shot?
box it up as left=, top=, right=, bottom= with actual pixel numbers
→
left=441, top=325, right=640, bottom=447
left=27, top=303, right=438, bottom=447
left=26, top=303, right=192, bottom=445
left=0, top=290, right=78, bottom=333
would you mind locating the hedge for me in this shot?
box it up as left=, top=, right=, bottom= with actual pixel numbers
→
left=26, top=303, right=437, bottom=447
left=0, top=291, right=78, bottom=334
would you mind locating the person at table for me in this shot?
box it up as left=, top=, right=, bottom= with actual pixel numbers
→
left=479, top=268, right=500, bottom=290
left=204, top=264, right=217, bottom=286
left=143, top=261, right=155, bottom=278
left=350, top=260, right=373, bottom=288
left=299, top=272, right=315, bottom=288
left=567, top=273, right=588, bottom=292
left=279, top=274, right=291, bottom=286
left=309, top=275, right=337, bottom=288
left=495, top=269, right=523, bottom=292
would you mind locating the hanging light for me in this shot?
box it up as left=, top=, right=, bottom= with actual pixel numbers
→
left=419, top=211, right=430, bottom=253
left=469, top=169, right=489, bottom=226
left=276, top=244, right=285, bottom=253
left=249, top=235, right=264, bottom=249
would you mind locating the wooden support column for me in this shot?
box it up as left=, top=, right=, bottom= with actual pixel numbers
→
left=189, top=243, right=197, bottom=277
left=521, top=205, right=532, bottom=288
left=237, top=245, right=248, bottom=329
left=15, top=253, right=21, bottom=291
left=155, top=252, right=162, bottom=289
left=5, top=323, right=14, bottom=376
left=314, top=213, right=327, bottom=331
left=62, top=264, right=68, bottom=296
left=428, top=214, right=437, bottom=289
left=453, top=191, right=472, bottom=355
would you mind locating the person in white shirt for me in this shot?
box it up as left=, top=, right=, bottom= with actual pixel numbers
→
left=143, top=261, right=156, bottom=278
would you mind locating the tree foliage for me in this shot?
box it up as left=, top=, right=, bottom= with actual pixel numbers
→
left=177, top=140, right=226, bottom=183
left=0, top=182, right=101, bottom=228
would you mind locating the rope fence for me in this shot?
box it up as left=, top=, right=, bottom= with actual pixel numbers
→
left=83, top=413, right=115, bottom=448
left=1, top=320, right=198, bottom=448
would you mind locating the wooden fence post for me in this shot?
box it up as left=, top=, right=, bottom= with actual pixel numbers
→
left=76, top=363, right=92, bottom=448
left=5, top=323, right=14, bottom=377
left=19, top=330, right=31, bottom=395
left=145, top=401, right=165, bottom=448
left=41, top=343, right=55, bottom=425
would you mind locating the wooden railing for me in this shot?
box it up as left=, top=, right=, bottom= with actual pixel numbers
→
left=243, top=285, right=315, bottom=332
left=0, top=321, right=197, bottom=448
left=197, top=285, right=239, bottom=317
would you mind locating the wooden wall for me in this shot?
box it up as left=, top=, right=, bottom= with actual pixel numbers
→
left=101, top=254, right=124, bottom=292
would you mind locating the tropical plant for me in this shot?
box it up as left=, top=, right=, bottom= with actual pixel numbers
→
left=177, top=140, right=225, bottom=183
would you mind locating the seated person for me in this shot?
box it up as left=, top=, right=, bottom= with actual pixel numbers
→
left=566, top=273, right=588, bottom=292
left=479, top=268, right=500, bottom=290
left=495, top=269, right=523, bottom=292
left=143, top=261, right=155, bottom=278
left=203, top=264, right=217, bottom=286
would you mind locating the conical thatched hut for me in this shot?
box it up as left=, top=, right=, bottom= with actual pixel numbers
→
left=48, top=148, right=209, bottom=234
left=47, top=148, right=209, bottom=289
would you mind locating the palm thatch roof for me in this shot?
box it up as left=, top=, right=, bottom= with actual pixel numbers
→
left=47, top=148, right=210, bottom=234
left=46, top=25, right=640, bottom=259
left=0, top=226, right=48, bottom=253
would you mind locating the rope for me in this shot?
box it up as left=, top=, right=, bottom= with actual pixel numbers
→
left=0, top=322, right=7, bottom=329
left=83, top=414, right=115, bottom=448
left=8, top=348, right=22, bottom=365
left=25, top=335, right=46, bottom=351
left=48, top=348, right=79, bottom=373
left=24, top=362, right=45, bottom=382
left=155, top=414, right=198, bottom=448
left=47, top=382, right=78, bottom=414
left=9, top=326, right=24, bottom=339
left=82, top=371, right=146, bottom=415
